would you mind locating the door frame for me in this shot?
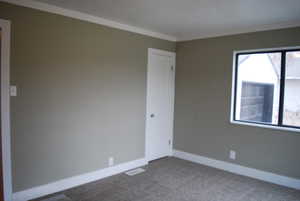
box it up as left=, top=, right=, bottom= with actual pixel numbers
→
left=145, top=48, right=176, bottom=162
left=0, top=19, right=12, bottom=201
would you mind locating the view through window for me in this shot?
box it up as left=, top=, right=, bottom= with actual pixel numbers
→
left=233, top=49, right=300, bottom=130
left=283, top=51, right=300, bottom=127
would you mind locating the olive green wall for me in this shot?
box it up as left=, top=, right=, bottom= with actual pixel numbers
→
left=175, top=27, right=300, bottom=179
left=0, top=2, right=175, bottom=192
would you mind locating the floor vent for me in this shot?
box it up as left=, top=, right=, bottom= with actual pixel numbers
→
left=125, top=168, right=145, bottom=176
left=41, top=194, right=72, bottom=201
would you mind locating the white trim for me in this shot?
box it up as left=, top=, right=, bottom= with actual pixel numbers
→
left=148, top=48, right=176, bottom=58
left=2, top=0, right=300, bottom=42
left=230, top=49, right=237, bottom=127
left=232, top=46, right=300, bottom=54
left=177, top=21, right=300, bottom=41
left=0, top=0, right=177, bottom=42
left=231, top=120, right=300, bottom=133
left=2, top=1, right=300, bottom=42
left=230, top=46, right=300, bottom=133
left=12, top=158, right=147, bottom=201
left=0, top=19, right=12, bottom=201
left=145, top=48, right=176, bottom=162
left=173, top=149, right=300, bottom=190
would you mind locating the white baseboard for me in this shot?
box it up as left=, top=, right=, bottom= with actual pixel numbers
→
left=12, top=158, right=147, bottom=201
left=173, top=149, right=300, bottom=190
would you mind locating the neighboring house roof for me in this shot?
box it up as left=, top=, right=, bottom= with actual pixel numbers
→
left=267, top=54, right=281, bottom=78
left=241, top=53, right=300, bottom=79
left=238, top=55, right=250, bottom=65
left=268, top=53, right=300, bottom=79
left=285, top=54, right=300, bottom=79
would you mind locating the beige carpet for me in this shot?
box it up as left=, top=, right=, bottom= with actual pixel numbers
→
left=40, top=194, right=71, bottom=201
left=33, top=157, right=300, bottom=201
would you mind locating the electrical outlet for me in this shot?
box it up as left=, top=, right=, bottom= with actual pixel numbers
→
left=230, top=150, right=236, bottom=160
left=10, top=85, right=17, bottom=96
left=108, top=157, right=114, bottom=167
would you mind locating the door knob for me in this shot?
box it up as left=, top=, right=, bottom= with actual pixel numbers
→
left=150, top=114, right=155, bottom=118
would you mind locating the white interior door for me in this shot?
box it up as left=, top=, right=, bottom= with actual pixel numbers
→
left=146, top=48, right=175, bottom=162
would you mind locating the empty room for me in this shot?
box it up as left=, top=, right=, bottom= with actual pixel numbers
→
left=1, top=0, right=300, bottom=201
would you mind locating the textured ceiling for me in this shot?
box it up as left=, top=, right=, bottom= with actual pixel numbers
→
left=34, top=0, right=300, bottom=40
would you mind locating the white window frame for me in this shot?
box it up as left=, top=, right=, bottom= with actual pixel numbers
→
left=230, top=46, right=300, bottom=133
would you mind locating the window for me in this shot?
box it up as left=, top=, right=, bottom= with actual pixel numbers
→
left=231, top=48, right=300, bottom=131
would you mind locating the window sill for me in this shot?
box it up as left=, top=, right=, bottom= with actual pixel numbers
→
left=230, top=120, right=300, bottom=133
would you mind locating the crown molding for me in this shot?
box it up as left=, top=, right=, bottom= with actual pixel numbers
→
left=2, top=1, right=300, bottom=44
left=0, top=0, right=177, bottom=42
left=177, top=20, right=300, bottom=41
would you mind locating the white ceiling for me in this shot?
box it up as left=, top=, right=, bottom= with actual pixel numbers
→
left=22, top=0, right=300, bottom=40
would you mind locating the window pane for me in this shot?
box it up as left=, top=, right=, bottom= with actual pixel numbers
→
left=283, top=51, right=300, bottom=127
left=235, top=53, right=281, bottom=124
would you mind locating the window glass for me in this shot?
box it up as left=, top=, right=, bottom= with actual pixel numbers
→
left=235, top=53, right=281, bottom=124
left=283, top=51, right=300, bottom=127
